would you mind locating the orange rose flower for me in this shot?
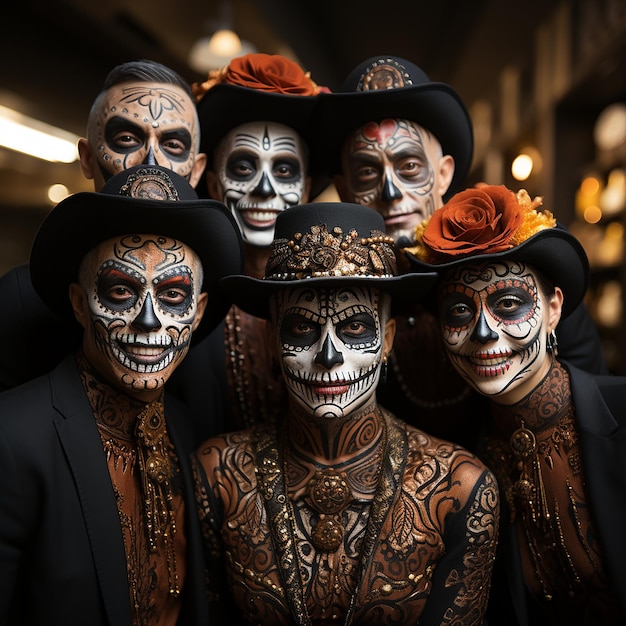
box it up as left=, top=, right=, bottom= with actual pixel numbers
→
left=421, top=185, right=523, bottom=261
left=193, top=52, right=324, bottom=101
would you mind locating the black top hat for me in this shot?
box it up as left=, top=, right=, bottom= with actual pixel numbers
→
left=221, top=202, right=438, bottom=319
left=311, top=55, right=473, bottom=199
left=30, top=165, right=244, bottom=341
left=195, top=53, right=324, bottom=167
left=403, top=186, right=589, bottom=319
left=197, top=83, right=319, bottom=169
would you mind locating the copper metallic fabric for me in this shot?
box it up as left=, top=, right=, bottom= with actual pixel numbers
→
left=194, top=405, right=499, bottom=625
left=78, top=353, right=186, bottom=626
left=484, top=359, right=621, bottom=624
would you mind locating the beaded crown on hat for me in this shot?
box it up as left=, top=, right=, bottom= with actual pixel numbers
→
left=264, top=223, right=398, bottom=281
left=353, top=57, right=418, bottom=92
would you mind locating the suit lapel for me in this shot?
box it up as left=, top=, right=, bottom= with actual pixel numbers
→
left=567, top=364, right=626, bottom=615
left=51, top=358, right=131, bottom=626
left=164, top=395, right=209, bottom=626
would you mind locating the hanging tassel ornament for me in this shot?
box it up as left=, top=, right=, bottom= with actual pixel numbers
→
left=135, top=400, right=181, bottom=597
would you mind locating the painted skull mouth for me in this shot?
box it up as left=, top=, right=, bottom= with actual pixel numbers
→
left=233, top=203, right=281, bottom=230
left=465, top=348, right=514, bottom=377
left=112, top=334, right=176, bottom=373
left=285, top=361, right=379, bottom=399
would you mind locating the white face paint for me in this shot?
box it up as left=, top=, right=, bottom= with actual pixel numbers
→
left=80, top=235, right=203, bottom=394
left=213, top=121, right=308, bottom=248
left=340, top=118, right=443, bottom=243
left=91, top=82, right=200, bottom=183
left=272, top=286, right=387, bottom=419
left=438, top=261, right=554, bottom=404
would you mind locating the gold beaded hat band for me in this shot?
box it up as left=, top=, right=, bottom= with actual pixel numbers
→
left=221, top=202, right=438, bottom=319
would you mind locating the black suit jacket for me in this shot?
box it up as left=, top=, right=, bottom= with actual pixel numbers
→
left=0, top=356, right=210, bottom=626
left=488, top=362, right=626, bottom=625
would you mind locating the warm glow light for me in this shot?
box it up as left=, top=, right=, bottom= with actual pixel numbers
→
left=594, top=103, right=626, bottom=151
left=511, top=153, right=533, bottom=181
left=48, top=183, right=70, bottom=203
left=187, top=33, right=256, bottom=73
left=207, top=29, right=241, bottom=56
left=0, top=105, right=79, bottom=163
left=583, top=205, right=602, bottom=224
left=580, top=176, right=601, bottom=196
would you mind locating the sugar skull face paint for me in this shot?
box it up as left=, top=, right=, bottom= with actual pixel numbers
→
left=438, top=261, right=558, bottom=404
left=77, top=235, right=204, bottom=396
left=89, top=82, right=199, bottom=183
left=211, top=121, right=309, bottom=248
left=272, top=286, right=389, bottom=419
left=338, top=118, right=444, bottom=243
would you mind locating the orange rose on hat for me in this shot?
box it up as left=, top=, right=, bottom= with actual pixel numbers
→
left=403, top=184, right=590, bottom=319
left=193, top=53, right=324, bottom=100
left=420, top=185, right=523, bottom=261
left=408, top=185, right=558, bottom=264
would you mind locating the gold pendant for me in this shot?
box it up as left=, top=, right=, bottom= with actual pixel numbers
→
left=307, top=469, right=353, bottom=552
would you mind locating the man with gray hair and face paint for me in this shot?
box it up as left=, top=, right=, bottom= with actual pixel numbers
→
left=192, top=201, right=500, bottom=626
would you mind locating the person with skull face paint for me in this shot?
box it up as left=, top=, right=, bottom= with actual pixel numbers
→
left=172, top=53, right=327, bottom=432
left=0, top=59, right=209, bottom=392
left=405, top=185, right=626, bottom=625
left=0, top=166, right=244, bottom=626
left=192, top=202, right=500, bottom=625
left=311, top=55, right=608, bottom=451
left=78, top=59, right=208, bottom=191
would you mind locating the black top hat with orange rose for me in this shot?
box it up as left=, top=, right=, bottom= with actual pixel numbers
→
left=194, top=53, right=325, bottom=170
left=403, top=184, right=589, bottom=318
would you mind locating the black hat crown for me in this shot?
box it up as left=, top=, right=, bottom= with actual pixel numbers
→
left=341, top=55, right=433, bottom=93
left=101, top=165, right=199, bottom=200
left=30, top=165, right=244, bottom=340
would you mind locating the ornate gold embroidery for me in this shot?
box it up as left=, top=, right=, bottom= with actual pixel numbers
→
left=484, top=360, right=615, bottom=613
left=136, top=401, right=181, bottom=597
left=77, top=351, right=184, bottom=624
left=265, top=223, right=397, bottom=280
left=255, top=408, right=406, bottom=626
left=307, top=470, right=353, bottom=552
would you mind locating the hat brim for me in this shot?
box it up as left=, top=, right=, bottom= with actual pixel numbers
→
left=221, top=272, right=438, bottom=320
left=311, top=84, right=473, bottom=200
left=404, top=227, right=589, bottom=319
left=30, top=192, right=244, bottom=342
